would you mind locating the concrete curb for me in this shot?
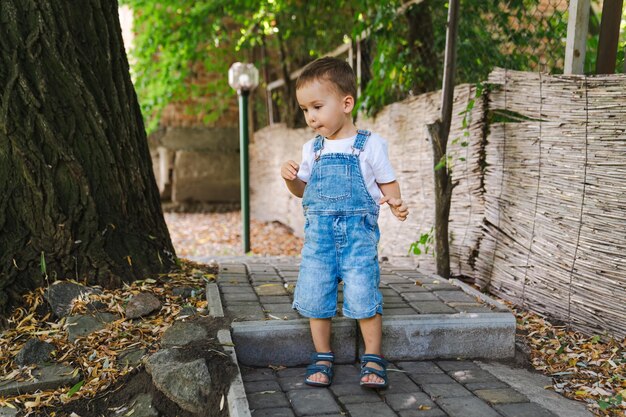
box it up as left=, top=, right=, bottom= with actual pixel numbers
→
left=206, top=282, right=224, bottom=318
left=369, top=312, right=516, bottom=360
left=218, top=329, right=251, bottom=417
left=231, top=318, right=357, bottom=367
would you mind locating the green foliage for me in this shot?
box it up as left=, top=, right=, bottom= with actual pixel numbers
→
left=597, top=394, right=623, bottom=411
left=409, top=228, right=434, bottom=256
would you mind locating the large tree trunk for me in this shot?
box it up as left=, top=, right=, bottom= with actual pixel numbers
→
left=0, top=0, right=177, bottom=316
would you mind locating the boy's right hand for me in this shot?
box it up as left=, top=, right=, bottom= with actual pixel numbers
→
left=281, top=160, right=300, bottom=181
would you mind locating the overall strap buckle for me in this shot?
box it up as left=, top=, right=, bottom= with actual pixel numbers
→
left=351, top=129, right=371, bottom=157
left=313, top=135, right=324, bottom=161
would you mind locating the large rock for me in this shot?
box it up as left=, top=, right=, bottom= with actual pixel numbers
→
left=125, top=293, right=161, bottom=319
left=0, top=364, right=80, bottom=396
left=161, top=321, right=209, bottom=348
left=44, top=282, right=102, bottom=318
left=144, top=348, right=212, bottom=413
left=15, top=339, right=55, bottom=366
left=65, top=313, right=118, bottom=341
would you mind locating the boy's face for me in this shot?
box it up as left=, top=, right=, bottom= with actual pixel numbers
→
left=296, top=78, right=354, bottom=140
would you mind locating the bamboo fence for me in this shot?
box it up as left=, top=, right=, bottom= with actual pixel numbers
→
left=475, top=68, right=626, bottom=338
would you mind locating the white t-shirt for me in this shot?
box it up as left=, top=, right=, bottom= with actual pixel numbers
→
left=297, top=132, right=396, bottom=202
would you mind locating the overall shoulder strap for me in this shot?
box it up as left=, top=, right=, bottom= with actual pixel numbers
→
left=313, top=135, right=324, bottom=160
left=352, top=130, right=371, bottom=156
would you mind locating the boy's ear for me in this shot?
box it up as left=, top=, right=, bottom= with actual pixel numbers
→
left=342, top=95, right=355, bottom=113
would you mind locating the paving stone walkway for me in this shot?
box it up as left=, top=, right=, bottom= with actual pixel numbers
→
left=191, top=255, right=593, bottom=417
left=241, top=359, right=557, bottom=417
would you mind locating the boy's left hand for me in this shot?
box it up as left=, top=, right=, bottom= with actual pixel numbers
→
left=379, top=196, right=408, bottom=221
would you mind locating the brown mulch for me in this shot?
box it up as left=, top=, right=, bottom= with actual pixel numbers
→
left=164, top=212, right=303, bottom=257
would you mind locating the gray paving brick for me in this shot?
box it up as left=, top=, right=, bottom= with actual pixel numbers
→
left=245, top=380, right=281, bottom=393
left=225, top=300, right=262, bottom=306
left=474, top=388, right=529, bottom=404
left=278, top=376, right=310, bottom=391
left=434, top=291, right=477, bottom=303
left=402, top=292, right=439, bottom=301
left=398, top=409, right=447, bottom=417
left=259, top=296, right=293, bottom=304
left=389, top=283, right=430, bottom=292
left=219, top=286, right=256, bottom=294
left=464, top=380, right=510, bottom=391
left=495, top=402, right=559, bottom=417
left=251, top=408, right=295, bottom=417
left=332, top=364, right=361, bottom=382
left=450, top=304, right=494, bottom=313
left=287, top=389, right=341, bottom=416
left=226, top=306, right=265, bottom=321
left=337, top=393, right=382, bottom=404
left=242, top=367, right=276, bottom=382
left=218, top=275, right=249, bottom=283
left=224, top=292, right=259, bottom=301
left=422, top=282, right=459, bottom=291
left=247, top=391, right=289, bottom=409
left=410, top=301, right=456, bottom=314
left=410, top=373, right=457, bottom=385
left=448, top=369, right=501, bottom=384
left=262, top=303, right=295, bottom=313
left=387, top=370, right=422, bottom=393
left=344, top=402, right=397, bottom=417
left=384, top=303, right=411, bottom=309
left=436, top=396, right=502, bottom=417
left=384, top=307, right=418, bottom=316
left=330, top=383, right=380, bottom=399
left=277, top=367, right=306, bottom=378
left=421, top=383, right=473, bottom=398
left=397, top=362, right=444, bottom=374
left=436, top=360, right=481, bottom=372
left=383, top=391, right=435, bottom=411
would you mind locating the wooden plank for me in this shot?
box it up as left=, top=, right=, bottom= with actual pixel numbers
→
left=564, top=0, right=591, bottom=74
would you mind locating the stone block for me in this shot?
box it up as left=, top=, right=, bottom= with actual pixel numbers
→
left=420, top=383, right=473, bottom=399
left=409, top=301, right=456, bottom=314
left=359, top=314, right=515, bottom=361
left=495, top=402, right=559, bottom=417
left=288, top=389, right=341, bottom=416
left=247, top=392, right=289, bottom=409
left=172, top=150, right=239, bottom=203
left=251, top=408, right=295, bottom=417
left=0, top=364, right=80, bottom=396
left=343, top=402, right=397, bottom=417
left=232, top=319, right=356, bottom=367
left=383, top=392, right=435, bottom=411
left=474, top=388, right=529, bottom=404
left=436, top=396, right=502, bottom=417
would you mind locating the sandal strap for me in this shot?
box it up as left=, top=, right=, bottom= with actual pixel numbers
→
left=360, top=354, right=387, bottom=368
left=306, top=363, right=333, bottom=376
left=311, top=351, right=335, bottom=363
left=361, top=366, right=387, bottom=380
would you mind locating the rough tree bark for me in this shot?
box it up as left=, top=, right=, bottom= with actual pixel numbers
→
left=0, top=0, right=177, bottom=316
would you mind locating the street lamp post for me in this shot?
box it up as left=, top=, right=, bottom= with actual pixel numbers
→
left=228, top=62, right=259, bottom=253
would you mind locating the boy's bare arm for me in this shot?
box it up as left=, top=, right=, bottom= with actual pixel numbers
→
left=281, top=160, right=306, bottom=198
left=378, top=180, right=408, bottom=221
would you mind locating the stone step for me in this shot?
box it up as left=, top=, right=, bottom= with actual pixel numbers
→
left=204, top=257, right=515, bottom=367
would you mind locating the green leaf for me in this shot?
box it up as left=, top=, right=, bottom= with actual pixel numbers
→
left=40, top=251, right=46, bottom=275
left=67, top=380, right=84, bottom=398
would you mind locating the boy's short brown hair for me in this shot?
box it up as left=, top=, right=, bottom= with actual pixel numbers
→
left=296, top=57, right=357, bottom=99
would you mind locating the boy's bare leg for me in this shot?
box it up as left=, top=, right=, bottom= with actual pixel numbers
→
left=358, top=314, right=385, bottom=384
left=308, top=318, right=332, bottom=384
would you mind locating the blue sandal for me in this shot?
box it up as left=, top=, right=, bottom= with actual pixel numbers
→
left=359, top=354, right=388, bottom=388
left=305, top=352, right=334, bottom=387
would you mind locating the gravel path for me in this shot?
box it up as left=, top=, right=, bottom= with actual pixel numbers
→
left=164, top=211, right=303, bottom=258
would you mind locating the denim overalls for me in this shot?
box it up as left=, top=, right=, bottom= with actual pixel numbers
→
left=293, top=129, right=383, bottom=319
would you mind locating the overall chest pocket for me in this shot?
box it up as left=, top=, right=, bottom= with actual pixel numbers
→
left=317, top=164, right=352, bottom=200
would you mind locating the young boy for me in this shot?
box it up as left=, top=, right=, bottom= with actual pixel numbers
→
left=280, top=57, right=408, bottom=388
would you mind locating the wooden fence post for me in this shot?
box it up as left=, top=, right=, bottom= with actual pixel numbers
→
left=564, top=0, right=591, bottom=74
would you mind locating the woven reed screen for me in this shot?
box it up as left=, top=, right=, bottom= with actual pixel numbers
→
left=476, top=68, right=626, bottom=338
